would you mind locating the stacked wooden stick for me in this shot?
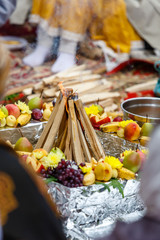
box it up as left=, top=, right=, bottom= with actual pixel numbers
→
left=23, top=64, right=120, bottom=112
left=35, top=89, right=105, bottom=164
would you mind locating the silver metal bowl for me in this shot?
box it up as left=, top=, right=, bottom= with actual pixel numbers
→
left=121, top=97, right=160, bottom=126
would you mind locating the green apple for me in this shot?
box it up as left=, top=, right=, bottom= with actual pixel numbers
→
left=1, top=106, right=8, bottom=117
left=141, top=122, right=154, bottom=137
left=28, top=97, right=43, bottom=110
left=123, top=152, right=141, bottom=173
left=14, top=137, right=33, bottom=152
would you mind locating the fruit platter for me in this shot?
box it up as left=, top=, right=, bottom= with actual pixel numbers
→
left=85, top=104, right=153, bottom=147
left=4, top=88, right=147, bottom=239
left=0, top=97, right=56, bottom=144
left=0, top=96, right=54, bottom=128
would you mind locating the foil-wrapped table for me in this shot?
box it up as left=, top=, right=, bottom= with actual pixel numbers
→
left=0, top=124, right=146, bottom=239
left=48, top=180, right=144, bottom=240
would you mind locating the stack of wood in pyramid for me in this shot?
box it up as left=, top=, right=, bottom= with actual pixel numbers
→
left=35, top=88, right=105, bottom=164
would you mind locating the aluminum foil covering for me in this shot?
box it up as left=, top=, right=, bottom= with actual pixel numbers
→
left=48, top=180, right=145, bottom=240
left=96, top=131, right=146, bottom=158
left=0, top=122, right=46, bottom=146
left=47, top=132, right=146, bottom=240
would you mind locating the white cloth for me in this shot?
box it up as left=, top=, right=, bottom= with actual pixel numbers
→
left=125, top=0, right=160, bottom=50
left=10, top=0, right=32, bottom=25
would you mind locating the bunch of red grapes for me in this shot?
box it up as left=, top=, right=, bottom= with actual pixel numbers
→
left=41, top=159, right=84, bottom=188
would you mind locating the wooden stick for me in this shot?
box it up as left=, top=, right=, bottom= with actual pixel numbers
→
left=35, top=94, right=61, bottom=149
left=64, top=114, right=72, bottom=160
left=22, top=87, right=33, bottom=96
left=43, top=97, right=66, bottom=152
left=75, top=100, right=105, bottom=160
left=125, top=79, right=157, bottom=93
left=43, top=88, right=56, bottom=98
left=27, top=93, right=41, bottom=101
left=77, top=120, right=91, bottom=162
left=80, top=92, right=120, bottom=105
left=58, top=120, right=68, bottom=152
left=5, top=83, right=35, bottom=96
left=69, top=100, right=84, bottom=164
left=56, top=111, right=67, bottom=146
left=33, top=81, right=44, bottom=91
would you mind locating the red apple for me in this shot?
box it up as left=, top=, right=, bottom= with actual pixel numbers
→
left=6, top=104, right=20, bottom=119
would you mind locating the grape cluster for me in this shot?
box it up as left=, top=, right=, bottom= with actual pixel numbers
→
left=41, top=159, right=84, bottom=188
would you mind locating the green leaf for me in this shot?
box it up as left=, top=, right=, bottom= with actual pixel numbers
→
left=44, top=176, right=58, bottom=184
left=95, top=182, right=111, bottom=192
left=108, top=179, right=124, bottom=198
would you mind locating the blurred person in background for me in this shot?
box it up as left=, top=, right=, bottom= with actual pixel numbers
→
left=23, top=0, right=141, bottom=72
left=98, top=126, right=160, bottom=240
left=125, top=0, right=160, bottom=52
left=0, top=44, right=66, bottom=240
left=0, top=0, right=17, bottom=27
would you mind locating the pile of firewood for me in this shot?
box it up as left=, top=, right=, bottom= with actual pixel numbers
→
left=23, top=64, right=120, bottom=112
left=35, top=90, right=105, bottom=164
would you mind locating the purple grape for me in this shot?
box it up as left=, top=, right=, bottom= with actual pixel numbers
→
left=32, top=108, right=43, bottom=120
left=58, top=176, right=63, bottom=181
left=80, top=162, right=86, bottom=167
left=48, top=170, right=53, bottom=175
left=52, top=98, right=57, bottom=107
left=61, top=159, right=66, bottom=165
left=42, top=158, right=84, bottom=188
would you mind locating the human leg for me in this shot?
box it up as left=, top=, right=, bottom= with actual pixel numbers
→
left=51, top=0, right=92, bottom=72
left=23, top=27, right=53, bottom=67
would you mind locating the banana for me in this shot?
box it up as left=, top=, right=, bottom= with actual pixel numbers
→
left=16, top=113, right=31, bottom=126
left=139, top=136, right=150, bottom=146
left=100, top=122, right=119, bottom=133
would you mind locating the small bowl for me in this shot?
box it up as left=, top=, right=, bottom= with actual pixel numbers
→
left=121, top=97, right=160, bottom=126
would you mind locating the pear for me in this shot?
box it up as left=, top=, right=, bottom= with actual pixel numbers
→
left=123, top=152, right=141, bottom=173
left=14, top=137, right=33, bottom=152
left=141, top=122, right=153, bottom=137
left=28, top=97, right=43, bottom=110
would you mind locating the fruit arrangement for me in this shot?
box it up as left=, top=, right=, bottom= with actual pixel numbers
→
left=85, top=104, right=123, bottom=130
left=100, top=121, right=153, bottom=146
left=13, top=135, right=147, bottom=188
left=0, top=96, right=54, bottom=128
left=85, top=104, right=153, bottom=146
